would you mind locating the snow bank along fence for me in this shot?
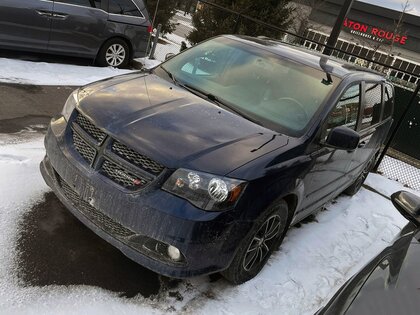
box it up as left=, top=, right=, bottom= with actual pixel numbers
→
left=148, top=0, right=420, bottom=191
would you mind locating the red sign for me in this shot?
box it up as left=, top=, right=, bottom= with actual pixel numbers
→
left=343, top=18, right=408, bottom=45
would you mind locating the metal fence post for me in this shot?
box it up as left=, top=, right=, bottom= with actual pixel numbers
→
left=149, top=24, right=162, bottom=60
left=374, top=82, right=420, bottom=171
left=233, top=13, right=241, bottom=34
left=323, top=0, right=355, bottom=56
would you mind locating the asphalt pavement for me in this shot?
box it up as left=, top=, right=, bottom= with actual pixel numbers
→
left=0, top=83, right=74, bottom=133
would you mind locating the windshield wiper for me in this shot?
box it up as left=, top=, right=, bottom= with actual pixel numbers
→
left=160, top=66, right=177, bottom=84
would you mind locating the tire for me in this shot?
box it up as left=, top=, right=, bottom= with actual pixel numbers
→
left=221, top=199, right=289, bottom=284
left=97, top=38, right=130, bottom=68
left=344, top=157, right=375, bottom=196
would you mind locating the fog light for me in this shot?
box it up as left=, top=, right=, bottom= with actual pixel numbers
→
left=167, top=245, right=181, bottom=261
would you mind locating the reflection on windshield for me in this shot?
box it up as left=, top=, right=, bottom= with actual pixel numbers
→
left=161, top=37, right=340, bottom=136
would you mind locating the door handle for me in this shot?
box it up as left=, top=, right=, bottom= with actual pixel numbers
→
left=35, top=10, right=52, bottom=17
left=358, top=141, right=367, bottom=148
left=52, top=13, right=69, bottom=19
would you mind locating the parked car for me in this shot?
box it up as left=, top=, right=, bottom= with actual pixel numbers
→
left=0, top=0, right=151, bottom=68
left=318, top=190, right=420, bottom=315
left=40, top=35, right=394, bottom=284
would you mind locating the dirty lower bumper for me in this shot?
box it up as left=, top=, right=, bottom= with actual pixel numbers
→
left=40, top=118, right=250, bottom=278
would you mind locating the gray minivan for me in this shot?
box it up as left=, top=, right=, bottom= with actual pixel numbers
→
left=0, top=0, right=151, bottom=68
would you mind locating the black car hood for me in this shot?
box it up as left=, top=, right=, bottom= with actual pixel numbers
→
left=345, top=240, right=420, bottom=315
left=77, top=73, right=288, bottom=175
left=320, top=227, right=420, bottom=315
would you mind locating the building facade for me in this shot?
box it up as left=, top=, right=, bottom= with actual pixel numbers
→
left=290, top=0, right=420, bottom=85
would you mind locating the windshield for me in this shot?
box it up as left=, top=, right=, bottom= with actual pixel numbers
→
left=159, top=37, right=340, bottom=136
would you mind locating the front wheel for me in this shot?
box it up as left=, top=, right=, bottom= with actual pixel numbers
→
left=221, top=200, right=289, bottom=284
left=97, top=39, right=130, bottom=68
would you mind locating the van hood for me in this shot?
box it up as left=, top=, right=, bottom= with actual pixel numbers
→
left=77, top=72, right=289, bottom=176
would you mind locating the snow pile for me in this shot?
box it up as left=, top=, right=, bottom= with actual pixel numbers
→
left=134, top=57, right=162, bottom=69
left=0, top=134, right=414, bottom=315
left=0, top=58, right=133, bottom=86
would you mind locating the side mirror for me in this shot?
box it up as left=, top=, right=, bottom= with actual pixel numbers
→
left=391, top=191, right=420, bottom=227
left=325, top=126, right=360, bottom=151
left=165, top=53, right=175, bottom=61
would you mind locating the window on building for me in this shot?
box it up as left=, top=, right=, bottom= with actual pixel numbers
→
left=342, top=42, right=349, bottom=53
left=353, top=46, right=361, bottom=55
left=407, top=63, right=415, bottom=73
left=400, top=61, right=409, bottom=71
left=393, top=59, right=403, bottom=69
left=360, top=48, right=369, bottom=58
left=109, top=0, right=142, bottom=17
left=361, top=83, right=382, bottom=130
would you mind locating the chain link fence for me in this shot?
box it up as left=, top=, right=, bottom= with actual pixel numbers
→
left=375, top=88, right=420, bottom=191
left=144, top=0, right=420, bottom=191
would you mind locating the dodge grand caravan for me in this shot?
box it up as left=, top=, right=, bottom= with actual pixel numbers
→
left=0, top=0, right=151, bottom=68
left=41, top=35, right=394, bottom=284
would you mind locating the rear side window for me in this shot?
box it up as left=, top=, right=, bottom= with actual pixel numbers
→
left=55, top=0, right=100, bottom=8
left=383, top=84, right=394, bottom=119
left=361, top=83, right=382, bottom=130
left=109, top=0, right=143, bottom=17
left=326, top=84, right=360, bottom=131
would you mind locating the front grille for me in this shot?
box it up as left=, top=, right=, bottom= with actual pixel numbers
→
left=101, top=159, right=149, bottom=190
left=112, top=141, right=164, bottom=174
left=70, top=112, right=164, bottom=190
left=72, top=130, right=96, bottom=164
left=75, top=113, right=106, bottom=143
left=59, top=177, right=135, bottom=238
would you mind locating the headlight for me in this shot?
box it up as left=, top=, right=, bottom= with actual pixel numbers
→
left=61, top=88, right=89, bottom=121
left=62, top=89, right=79, bottom=121
left=162, top=169, right=247, bottom=211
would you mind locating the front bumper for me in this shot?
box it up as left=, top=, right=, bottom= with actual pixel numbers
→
left=41, top=117, right=251, bottom=278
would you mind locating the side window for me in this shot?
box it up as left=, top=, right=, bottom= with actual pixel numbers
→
left=109, top=0, right=143, bottom=17
left=55, top=0, right=98, bottom=8
left=383, top=84, right=394, bottom=120
left=326, top=84, right=360, bottom=131
left=361, top=83, right=382, bottom=130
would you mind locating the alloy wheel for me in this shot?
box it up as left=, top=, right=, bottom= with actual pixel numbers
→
left=105, top=44, right=126, bottom=67
left=242, top=214, right=282, bottom=272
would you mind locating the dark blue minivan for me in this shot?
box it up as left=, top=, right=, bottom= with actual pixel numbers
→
left=41, top=35, right=394, bottom=284
left=0, top=0, right=151, bottom=67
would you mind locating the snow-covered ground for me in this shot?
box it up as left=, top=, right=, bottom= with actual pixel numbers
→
left=0, top=58, right=133, bottom=86
left=0, top=132, right=415, bottom=315
left=149, top=35, right=184, bottom=63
